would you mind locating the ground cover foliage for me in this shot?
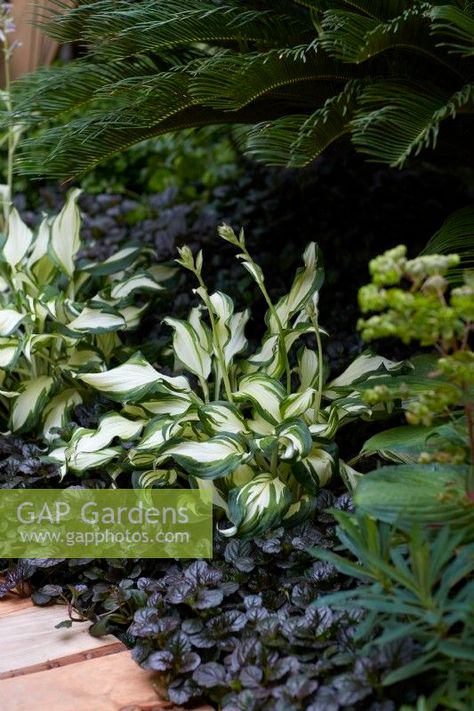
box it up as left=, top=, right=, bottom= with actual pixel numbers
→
left=1, top=150, right=473, bottom=709
left=0, top=4, right=473, bottom=709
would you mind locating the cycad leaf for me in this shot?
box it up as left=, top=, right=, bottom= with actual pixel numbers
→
left=420, top=206, right=474, bottom=278
left=243, top=80, right=361, bottom=166
left=430, top=4, right=474, bottom=57
left=352, top=80, right=474, bottom=167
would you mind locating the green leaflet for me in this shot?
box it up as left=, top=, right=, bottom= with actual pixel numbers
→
left=224, top=472, right=293, bottom=538
left=361, top=425, right=436, bottom=463
left=160, top=433, right=250, bottom=480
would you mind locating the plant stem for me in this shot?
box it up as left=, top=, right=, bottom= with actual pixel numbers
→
left=241, top=247, right=292, bottom=392
left=465, top=400, right=474, bottom=495
left=309, top=311, right=324, bottom=415
left=198, top=375, right=210, bottom=404
left=2, top=28, right=14, bottom=203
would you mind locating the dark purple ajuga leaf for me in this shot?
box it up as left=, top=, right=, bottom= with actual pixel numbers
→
left=193, top=661, right=228, bottom=688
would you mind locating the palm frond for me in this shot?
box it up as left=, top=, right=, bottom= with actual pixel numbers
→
left=13, top=57, right=160, bottom=125
left=241, top=79, right=361, bottom=165
left=351, top=81, right=474, bottom=166
left=42, top=0, right=310, bottom=59
left=420, top=206, right=474, bottom=280
left=189, top=44, right=350, bottom=110
left=320, top=4, right=459, bottom=70
left=430, top=3, right=474, bottom=56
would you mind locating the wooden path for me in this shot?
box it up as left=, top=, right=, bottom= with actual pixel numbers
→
left=0, top=593, right=212, bottom=711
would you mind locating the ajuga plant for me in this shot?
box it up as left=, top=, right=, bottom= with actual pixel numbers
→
left=51, top=225, right=406, bottom=536
left=11, top=0, right=474, bottom=180
left=0, top=189, right=174, bottom=440
left=313, top=515, right=474, bottom=710
left=353, top=244, right=474, bottom=537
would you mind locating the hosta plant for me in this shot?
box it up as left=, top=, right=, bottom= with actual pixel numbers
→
left=0, top=189, right=174, bottom=440
left=354, top=245, right=474, bottom=534
left=53, top=226, right=405, bottom=537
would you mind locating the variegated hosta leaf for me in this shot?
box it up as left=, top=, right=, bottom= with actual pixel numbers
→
left=0, top=337, right=20, bottom=368
left=147, top=263, right=178, bottom=283
left=66, top=346, right=104, bottom=372
left=109, top=272, right=164, bottom=300
left=233, top=373, right=286, bottom=425
left=275, top=419, right=313, bottom=460
left=163, top=316, right=211, bottom=379
left=199, top=402, right=247, bottom=436
left=49, top=188, right=82, bottom=278
left=76, top=352, right=189, bottom=401
left=208, top=291, right=248, bottom=366
left=268, top=243, right=324, bottom=331
left=68, top=413, right=144, bottom=456
left=280, top=388, right=316, bottom=420
left=131, top=469, right=177, bottom=489
left=65, top=306, right=125, bottom=335
left=308, top=406, right=339, bottom=439
left=324, top=352, right=405, bottom=398
left=118, top=304, right=148, bottom=329
left=132, top=417, right=183, bottom=452
left=28, top=216, right=53, bottom=269
left=339, top=460, right=363, bottom=492
left=298, top=346, right=320, bottom=391
left=291, top=442, right=338, bottom=494
left=0, top=309, right=24, bottom=336
left=223, top=472, right=292, bottom=538
left=67, top=447, right=121, bottom=472
left=283, top=494, right=318, bottom=528
left=81, top=246, right=142, bottom=276
left=245, top=329, right=304, bottom=378
left=2, top=207, right=33, bottom=268
left=42, top=388, right=83, bottom=441
left=160, top=433, right=250, bottom=480
left=10, top=376, right=56, bottom=433
left=139, top=393, right=194, bottom=417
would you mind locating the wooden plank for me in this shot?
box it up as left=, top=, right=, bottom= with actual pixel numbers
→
left=0, top=640, right=126, bottom=680
left=0, top=597, right=33, bottom=618
left=0, top=604, right=118, bottom=674
left=0, top=650, right=213, bottom=711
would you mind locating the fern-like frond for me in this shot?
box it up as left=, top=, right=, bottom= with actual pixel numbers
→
left=420, top=206, right=474, bottom=280
left=320, top=4, right=458, bottom=70
left=430, top=3, right=474, bottom=56
left=42, top=0, right=310, bottom=60
left=241, top=79, right=361, bottom=165
left=189, top=44, right=350, bottom=110
left=352, top=81, right=474, bottom=166
left=12, top=57, right=161, bottom=125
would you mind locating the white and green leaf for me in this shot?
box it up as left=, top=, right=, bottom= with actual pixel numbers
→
left=223, top=472, right=292, bottom=538
left=11, top=375, right=56, bottom=432
left=164, top=316, right=212, bottom=379
left=48, top=188, right=82, bottom=277
left=233, top=373, right=286, bottom=425
left=161, top=433, right=249, bottom=479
